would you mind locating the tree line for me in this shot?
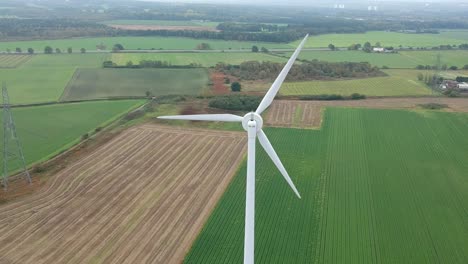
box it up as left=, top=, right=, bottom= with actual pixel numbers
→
left=215, top=61, right=384, bottom=81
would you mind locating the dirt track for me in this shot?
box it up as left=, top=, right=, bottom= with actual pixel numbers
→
left=0, top=125, right=246, bottom=264
left=265, top=97, right=468, bottom=128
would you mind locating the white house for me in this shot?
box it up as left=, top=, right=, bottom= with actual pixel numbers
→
left=373, top=47, right=385, bottom=52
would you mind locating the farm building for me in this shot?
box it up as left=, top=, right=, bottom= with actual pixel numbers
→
left=440, top=80, right=459, bottom=89
left=373, top=47, right=385, bottom=52
left=458, top=82, right=468, bottom=91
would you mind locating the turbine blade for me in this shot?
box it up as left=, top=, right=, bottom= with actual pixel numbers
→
left=157, top=114, right=243, bottom=122
left=257, top=129, right=301, bottom=199
left=255, top=34, right=308, bottom=115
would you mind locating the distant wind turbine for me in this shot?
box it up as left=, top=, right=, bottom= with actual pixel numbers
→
left=158, top=34, right=308, bottom=264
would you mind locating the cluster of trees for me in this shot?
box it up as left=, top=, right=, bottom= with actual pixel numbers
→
left=251, top=46, right=269, bottom=53
left=102, top=60, right=202, bottom=68
left=43, top=46, right=86, bottom=54
left=208, top=95, right=261, bottom=111
left=0, top=19, right=116, bottom=41
left=217, top=22, right=284, bottom=32
left=417, top=72, right=442, bottom=86
left=215, top=61, right=383, bottom=81
left=416, top=64, right=463, bottom=70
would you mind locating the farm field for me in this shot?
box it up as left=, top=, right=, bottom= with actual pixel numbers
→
left=264, top=98, right=468, bottom=128
left=279, top=69, right=431, bottom=97
left=0, top=68, right=75, bottom=104
left=0, top=125, right=246, bottom=263
left=111, top=52, right=287, bottom=67
left=399, top=50, right=468, bottom=68
left=0, top=54, right=33, bottom=68
left=0, top=100, right=143, bottom=174
left=186, top=107, right=468, bottom=263
left=292, top=30, right=468, bottom=48
left=61, top=68, right=209, bottom=101
left=0, top=36, right=290, bottom=52
left=21, top=53, right=110, bottom=69
left=293, top=50, right=417, bottom=68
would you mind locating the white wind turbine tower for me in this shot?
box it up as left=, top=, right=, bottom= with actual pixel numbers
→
left=158, top=34, right=308, bottom=264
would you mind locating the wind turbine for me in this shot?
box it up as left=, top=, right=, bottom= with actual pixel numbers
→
left=158, top=34, right=308, bottom=264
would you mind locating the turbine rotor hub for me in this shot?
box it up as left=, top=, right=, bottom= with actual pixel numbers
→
left=242, top=112, right=263, bottom=132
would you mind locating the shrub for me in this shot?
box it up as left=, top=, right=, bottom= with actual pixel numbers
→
left=95, top=127, right=102, bottom=133
left=350, top=93, right=366, bottom=100
left=81, top=133, right=89, bottom=141
left=209, top=95, right=261, bottom=111
left=231, top=82, right=241, bottom=92
left=418, top=103, right=448, bottom=110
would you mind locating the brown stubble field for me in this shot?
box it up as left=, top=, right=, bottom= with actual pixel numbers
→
left=0, top=125, right=246, bottom=264
left=265, top=97, right=468, bottom=128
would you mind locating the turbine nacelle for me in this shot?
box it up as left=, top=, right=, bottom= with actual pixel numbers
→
left=242, top=112, right=263, bottom=132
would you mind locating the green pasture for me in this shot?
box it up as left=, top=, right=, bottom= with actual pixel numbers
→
left=0, top=100, right=143, bottom=174
left=0, top=37, right=290, bottom=52
left=279, top=69, right=431, bottom=96
left=186, top=107, right=468, bottom=263
left=21, top=53, right=109, bottom=69
left=292, top=30, right=468, bottom=48
left=111, top=52, right=287, bottom=67
left=0, top=67, right=75, bottom=104
left=399, top=50, right=468, bottom=68
left=61, top=68, right=209, bottom=101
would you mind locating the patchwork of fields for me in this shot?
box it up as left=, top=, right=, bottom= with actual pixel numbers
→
left=0, top=125, right=246, bottom=263
left=0, top=100, right=143, bottom=174
left=61, top=68, right=209, bottom=101
left=186, top=108, right=468, bottom=263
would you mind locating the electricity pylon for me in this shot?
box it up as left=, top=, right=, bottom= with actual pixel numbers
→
left=2, top=82, right=31, bottom=190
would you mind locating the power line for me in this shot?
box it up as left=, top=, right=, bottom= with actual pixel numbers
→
left=2, top=82, right=31, bottom=190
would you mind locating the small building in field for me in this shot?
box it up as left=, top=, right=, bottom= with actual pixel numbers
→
left=458, top=82, right=468, bottom=91
left=440, top=80, right=459, bottom=89
left=373, top=47, right=385, bottom=52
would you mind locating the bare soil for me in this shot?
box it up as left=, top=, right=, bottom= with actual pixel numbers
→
left=264, top=97, right=468, bottom=128
left=0, top=125, right=246, bottom=264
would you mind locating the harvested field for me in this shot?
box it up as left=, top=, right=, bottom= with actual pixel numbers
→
left=0, top=54, right=32, bottom=68
left=265, top=97, right=468, bottom=128
left=0, top=125, right=246, bottom=264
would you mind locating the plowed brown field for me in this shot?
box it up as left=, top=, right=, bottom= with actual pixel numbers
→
left=265, top=97, right=468, bottom=128
left=0, top=125, right=246, bottom=264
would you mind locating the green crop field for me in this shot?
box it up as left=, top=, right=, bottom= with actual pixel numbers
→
left=0, top=67, right=75, bottom=104
left=293, top=50, right=468, bottom=69
left=399, top=50, right=468, bottom=68
left=102, top=19, right=220, bottom=27
left=0, top=100, right=143, bottom=174
left=111, top=52, right=287, bottom=67
left=21, top=53, right=110, bottom=69
left=0, top=37, right=290, bottom=52
left=279, top=69, right=430, bottom=96
left=61, top=68, right=209, bottom=101
left=186, top=108, right=468, bottom=263
left=0, top=54, right=33, bottom=68
left=291, top=30, right=468, bottom=48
